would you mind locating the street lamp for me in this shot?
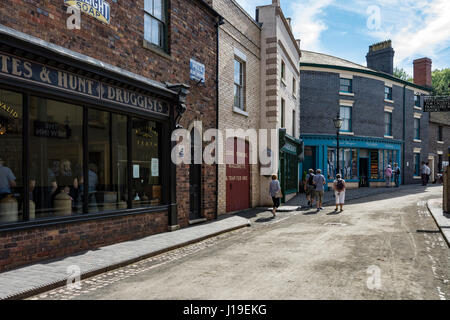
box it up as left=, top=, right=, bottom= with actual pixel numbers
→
left=333, top=113, right=343, bottom=177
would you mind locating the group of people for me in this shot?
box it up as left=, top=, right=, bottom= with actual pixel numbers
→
left=384, top=162, right=401, bottom=188
left=304, top=168, right=346, bottom=212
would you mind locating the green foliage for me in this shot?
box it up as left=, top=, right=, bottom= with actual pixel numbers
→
left=393, top=67, right=413, bottom=82
left=431, top=68, right=450, bottom=96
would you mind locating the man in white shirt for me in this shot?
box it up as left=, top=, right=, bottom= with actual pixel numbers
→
left=425, top=162, right=431, bottom=185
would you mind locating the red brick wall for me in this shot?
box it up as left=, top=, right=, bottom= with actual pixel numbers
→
left=0, top=0, right=218, bottom=269
left=0, top=211, right=168, bottom=272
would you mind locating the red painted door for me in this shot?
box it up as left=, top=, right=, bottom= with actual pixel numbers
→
left=226, top=138, right=250, bottom=212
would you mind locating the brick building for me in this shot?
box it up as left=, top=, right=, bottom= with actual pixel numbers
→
left=300, top=41, right=432, bottom=189
left=0, top=0, right=220, bottom=272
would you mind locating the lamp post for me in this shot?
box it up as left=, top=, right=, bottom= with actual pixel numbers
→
left=333, top=113, right=343, bottom=177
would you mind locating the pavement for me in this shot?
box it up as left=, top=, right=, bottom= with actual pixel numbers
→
left=427, top=198, right=450, bottom=247
left=0, top=215, right=251, bottom=300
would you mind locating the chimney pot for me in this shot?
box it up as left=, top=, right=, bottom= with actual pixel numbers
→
left=413, top=58, right=432, bottom=87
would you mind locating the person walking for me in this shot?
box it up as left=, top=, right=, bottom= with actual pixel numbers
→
left=332, top=173, right=346, bottom=212
left=425, top=162, right=431, bottom=185
left=393, top=163, right=401, bottom=187
left=385, top=164, right=392, bottom=188
left=420, top=161, right=427, bottom=186
left=312, top=169, right=326, bottom=212
left=269, top=174, right=282, bottom=218
left=304, top=168, right=315, bottom=208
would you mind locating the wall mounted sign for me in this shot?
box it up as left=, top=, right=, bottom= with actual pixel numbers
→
left=423, top=95, right=450, bottom=112
left=0, top=52, right=169, bottom=117
left=190, top=58, right=205, bottom=83
left=64, top=0, right=111, bottom=24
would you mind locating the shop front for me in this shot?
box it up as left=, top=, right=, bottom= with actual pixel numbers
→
left=279, top=129, right=302, bottom=203
left=300, top=134, right=402, bottom=190
left=0, top=34, right=186, bottom=271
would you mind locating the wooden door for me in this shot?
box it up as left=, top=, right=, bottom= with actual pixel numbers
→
left=226, top=138, right=250, bottom=212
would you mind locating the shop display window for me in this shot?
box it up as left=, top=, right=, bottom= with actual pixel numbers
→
left=327, top=147, right=336, bottom=180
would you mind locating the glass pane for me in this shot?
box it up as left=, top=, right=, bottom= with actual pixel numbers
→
left=132, top=118, right=162, bottom=208
left=351, top=149, right=358, bottom=179
left=0, top=89, right=23, bottom=223
left=144, top=14, right=152, bottom=42
left=87, top=110, right=128, bottom=213
left=234, top=60, right=241, bottom=85
left=30, top=97, right=83, bottom=218
left=151, top=19, right=160, bottom=46
left=154, top=0, right=163, bottom=20
left=343, top=148, right=351, bottom=179
left=327, top=148, right=336, bottom=180
left=144, top=0, right=153, bottom=13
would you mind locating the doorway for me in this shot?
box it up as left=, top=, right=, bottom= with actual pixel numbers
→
left=189, top=129, right=202, bottom=220
left=359, top=158, right=369, bottom=187
left=226, top=138, right=250, bottom=212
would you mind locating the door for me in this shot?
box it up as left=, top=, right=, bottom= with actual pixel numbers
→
left=226, top=138, right=250, bottom=212
left=359, top=158, right=369, bottom=187
left=189, top=129, right=201, bottom=220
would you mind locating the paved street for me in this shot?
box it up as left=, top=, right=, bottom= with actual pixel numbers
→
left=29, top=185, right=449, bottom=300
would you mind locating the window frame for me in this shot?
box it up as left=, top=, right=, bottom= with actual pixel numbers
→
left=281, top=98, right=285, bottom=128
left=414, top=118, right=420, bottom=140
left=339, top=78, right=353, bottom=93
left=144, top=0, right=168, bottom=52
left=384, top=86, right=392, bottom=100
left=292, top=77, right=296, bottom=97
left=281, top=60, right=286, bottom=83
left=339, top=105, right=352, bottom=132
left=233, top=57, right=245, bottom=111
left=438, top=125, right=443, bottom=141
left=414, top=94, right=420, bottom=107
left=384, top=112, right=392, bottom=136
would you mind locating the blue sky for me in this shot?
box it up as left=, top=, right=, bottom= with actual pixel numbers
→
left=235, top=0, right=450, bottom=76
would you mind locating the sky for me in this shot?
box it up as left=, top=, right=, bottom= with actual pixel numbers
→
left=235, top=0, right=450, bottom=76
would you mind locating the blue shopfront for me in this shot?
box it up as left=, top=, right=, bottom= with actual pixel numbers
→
left=299, top=134, right=402, bottom=190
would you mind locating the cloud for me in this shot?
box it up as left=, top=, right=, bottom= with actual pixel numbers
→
left=290, top=0, right=334, bottom=51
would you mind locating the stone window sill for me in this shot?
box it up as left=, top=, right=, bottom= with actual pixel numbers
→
left=143, top=40, right=172, bottom=60
left=413, top=139, right=422, bottom=143
left=437, top=141, right=444, bottom=144
left=340, top=131, right=354, bottom=136
left=233, top=107, right=248, bottom=117
left=384, top=99, right=394, bottom=104
left=413, top=176, right=421, bottom=179
left=384, top=135, right=394, bottom=139
left=414, top=106, right=422, bottom=111
left=339, top=91, right=354, bottom=97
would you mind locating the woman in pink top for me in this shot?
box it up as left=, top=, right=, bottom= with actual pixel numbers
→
left=385, top=164, right=392, bottom=188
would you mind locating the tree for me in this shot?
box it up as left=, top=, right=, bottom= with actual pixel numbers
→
left=431, top=68, right=450, bottom=96
left=393, top=67, right=413, bottom=82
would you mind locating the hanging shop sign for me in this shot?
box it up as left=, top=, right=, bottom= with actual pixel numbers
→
left=0, top=52, right=169, bottom=116
left=64, top=0, right=111, bottom=24
left=423, top=95, right=450, bottom=112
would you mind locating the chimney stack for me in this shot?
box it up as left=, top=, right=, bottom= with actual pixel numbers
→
left=286, top=18, right=291, bottom=28
left=366, top=40, right=394, bottom=75
left=413, top=58, right=432, bottom=88
left=272, top=0, right=280, bottom=6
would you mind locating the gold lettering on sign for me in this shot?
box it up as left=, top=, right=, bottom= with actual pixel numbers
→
left=0, top=54, right=10, bottom=73
left=11, top=58, right=22, bottom=76
left=23, top=62, right=32, bottom=78
left=108, top=86, right=115, bottom=99
left=58, top=71, right=68, bottom=88
left=0, top=101, right=19, bottom=119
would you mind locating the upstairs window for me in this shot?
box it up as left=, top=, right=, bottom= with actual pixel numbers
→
left=281, top=60, right=286, bottom=82
left=414, top=118, right=420, bottom=140
left=233, top=58, right=245, bottom=110
left=414, top=95, right=420, bottom=107
left=292, top=77, right=296, bottom=97
left=340, top=106, right=352, bottom=132
left=340, top=78, right=352, bottom=93
left=384, top=112, right=392, bottom=136
left=414, top=153, right=420, bottom=176
left=438, top=125, right=443, bottom=141
left=144, top=0, right=166, bottom=50
left=384, top=86, right=392, bottom=100
left=292, top=109, right=296, bottom=136
left=281, top=98, right=285, bottom=128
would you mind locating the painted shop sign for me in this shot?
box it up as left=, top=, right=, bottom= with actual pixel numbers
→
left=423, top=95, right=450, bottom=112
left=0, top=52, right=168, bottom=116
left=281, top=141, right=297, bottom=154
left=64, top=0, right=111, bottom=24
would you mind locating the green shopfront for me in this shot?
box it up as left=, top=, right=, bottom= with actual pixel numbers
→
left=300, top=134, right=402, bottom=190
left=279, top=129, right=303, bottom=203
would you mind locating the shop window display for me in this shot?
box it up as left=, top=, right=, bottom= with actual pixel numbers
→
left=327, top=148, right=336, bottom=180
left=0, top=89, right=23, bottom=223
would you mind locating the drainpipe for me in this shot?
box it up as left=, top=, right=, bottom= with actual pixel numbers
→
left=215, top=16, right=224, bottom=220
left=402, top=85, right=406, bottom=185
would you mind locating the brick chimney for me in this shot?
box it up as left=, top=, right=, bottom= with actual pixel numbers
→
left=366, top=40, right=394, bottom=75
left=413, top=58, right=432, bottom=88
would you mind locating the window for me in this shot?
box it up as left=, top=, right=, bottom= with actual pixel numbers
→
left=327, top=148, right=336, bottom=180
left=340, top=106, right=352, bottom=132
left=414, top=153, right=420, bottom=176
left=233, top=58, right=245, bottom=110
left=340, top=78, right=352, bottom=93
left=438, top=154, right=442, bottom=172
left=438, top=126, right=443, bottom=141
left=0, top=89, right=23, bottom=223
left=292, top=77, right=296, bottom=96
left=281, top=60, right=285, bottom=82
left=414, top=95, right=420, bottom=107
left=384, top=112, right=392, bottom=136
left=414, top=118, right=420, bottom=140
left=144, top=0, right=166, bottom=49
left=281, top=98, right=285, bottom=128
left=385, top=86, right=392, bottom=100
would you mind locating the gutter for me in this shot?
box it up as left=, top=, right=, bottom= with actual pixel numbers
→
left=402, top=84, right=406, bottom=185
left=215, top=16, right=224, bottom=220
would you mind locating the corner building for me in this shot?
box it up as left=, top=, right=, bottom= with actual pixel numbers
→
left=0, top=0, right=219, bottom=271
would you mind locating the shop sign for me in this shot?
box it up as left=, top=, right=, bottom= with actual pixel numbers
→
left=282, top=141, right=297, bottom=153
left=0, top=100, right=19, bottom=119
left=190, top=59, right=205, bottom=83
left=34, top=121, right=71, bottom=139
left=423, top=95, right=450, bottom=112
left=64, top=0, right=111, bottom=24
left=0, top=52, right=168, bottom=116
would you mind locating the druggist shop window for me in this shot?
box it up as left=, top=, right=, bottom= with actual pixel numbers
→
left=0, top=89, right=23, bottom=224
left=131, top=118, right=162, bottom=208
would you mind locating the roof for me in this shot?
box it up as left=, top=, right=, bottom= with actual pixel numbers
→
left=300, top=50, right=431, bottom=92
